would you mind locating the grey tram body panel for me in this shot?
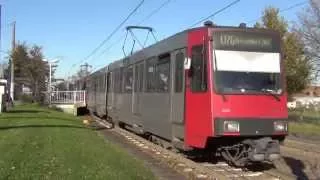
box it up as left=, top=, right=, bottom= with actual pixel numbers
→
left=86, top=30, right=188, bottom=142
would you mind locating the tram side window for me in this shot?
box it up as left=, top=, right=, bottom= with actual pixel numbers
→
left=97, top=75, right=101, bottom=92
left=101, top=75, right=105, bottom=92
left=191, top=45, right=207, bottom=92
left=156, top=55, right=170, bottom=92
left=107, top=72, right=112, bottom=93
left=139, top=63, right=144, bottom=92
left=175, top=52, right=184, bottom=93
left=124, top=67, right=133, bottom=93
left=95, top=76, right=99, bottom=92
left=104, top=74, right=107, bottom=92
left=133, top=62, right=145, bottom=92
left=113, top=70, right=118, bottom=93
left=134, top=65, right=139, bottom=92
left=94, top=77, right=97, bottom=92
left=114, top=69, right=121, bottom=93
left=119, top=67, right=124, bottom=93
left=146, top=58, right=157, bottom=92
left=110, top=72, right=114, bottom=93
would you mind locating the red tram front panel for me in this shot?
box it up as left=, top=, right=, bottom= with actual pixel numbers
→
left=185, top=27, right=213, bottom=148
left=184, top=27, right=288, bottom=148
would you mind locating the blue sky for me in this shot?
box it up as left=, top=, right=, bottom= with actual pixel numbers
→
left=0, top=0, right=308, bottom=79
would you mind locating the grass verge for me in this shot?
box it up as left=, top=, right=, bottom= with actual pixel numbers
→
left=0, top=104, right=155, bottom=180
left=288, top=110, right=320, bottom=137
left=289, top=122, right=320, bottom=137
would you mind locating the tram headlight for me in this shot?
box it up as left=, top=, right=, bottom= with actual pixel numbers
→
left=274, top=121, right=288, bottom=132
left=223, top=121, right=240, bottom=132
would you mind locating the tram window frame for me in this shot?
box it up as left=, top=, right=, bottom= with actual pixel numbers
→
left=190, top=45, right=207, bottom=92
left=146, top=57, right=157, bottom=92
left=175, top=52, right=184, bottom=93
left=102, top=74, right=105, bottom=92
left=156, top=53, right=170, bottom=93
left=98, top=74, right=101, bottom=92
left=115, top=68, right=122, bottom=93
left=139, top=62, right=144, bottom=92
left=114, top=70, right=118, bottom=93
left=124, top=66, right=133, bottom=93
left=119, top=67, right=124, bottom=93
left=134, top=64, right=139, bottom=92
left=110, top=71, right=115, bottom=93
left=107, top=72, right=112, bottom=93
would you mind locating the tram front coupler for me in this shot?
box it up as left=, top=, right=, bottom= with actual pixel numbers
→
left=243, top=137, right=281, bottom=162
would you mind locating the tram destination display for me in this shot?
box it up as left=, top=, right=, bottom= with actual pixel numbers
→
left=212, top=31, right=280, bottom=52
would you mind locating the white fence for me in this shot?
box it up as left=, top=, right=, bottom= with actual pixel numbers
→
left=50, top=91, right=86, bottom=106
left=287, top=97, right=320, bottom=110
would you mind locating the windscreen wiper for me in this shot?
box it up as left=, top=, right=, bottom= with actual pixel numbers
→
left=261, top=89, right=280, bottom=101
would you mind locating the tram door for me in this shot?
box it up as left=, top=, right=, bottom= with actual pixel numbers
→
left=106, top=72, right=114, bottom=115
left=171, top=48, right=186, bottom=140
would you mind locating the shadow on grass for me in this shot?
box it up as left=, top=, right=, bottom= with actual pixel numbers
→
left=283, top=156, right=308, bottom=180
left=6, top=110, right=51, bottom=114
left=3, top=116, right=78, bottom=122
left=0, top=124, right=108, bottom=131
left=0, top=124, right=87, bottom=130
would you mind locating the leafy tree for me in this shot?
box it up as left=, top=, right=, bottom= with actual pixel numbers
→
left=294, top=0, right=320, bottom=85
left=255, top=7, right=311, bottom=96
left=56, top=82, right=67, bottom=91
left=0, top=62, right=8, bottom=79
left=11, top=43, right=29, bottom=97
left=11, top=43, right=29, bottom=78
left=11, top=42, right=49, bottom=102
left=27, top=45, right=49, bottom=101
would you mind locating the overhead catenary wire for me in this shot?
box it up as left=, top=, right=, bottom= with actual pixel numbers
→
left=93, top=0, right=173, bottom=63
left=67, top=0, right=145, bottom=75
left=247, top=0, right=308, bottom=23
left=139, top=0, right=173, bottom=25
left=79, top=0, right=144, bottom=64
left=86, top=0, right=309, bottom=75
left=188, top=0, right=241, bottom=28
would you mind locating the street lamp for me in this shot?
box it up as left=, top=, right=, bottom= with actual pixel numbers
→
left=43, top=58, right=60, bottom=105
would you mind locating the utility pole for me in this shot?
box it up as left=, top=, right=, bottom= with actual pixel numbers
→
left=49, top=62, right=52, bottom=93
left=44, top=59, right=59, bottom=105
left=80, top=63, right=91, bottom=90
left=10, top=21, right=16, bottom=101
left=80, top=63, right=91, bottom=77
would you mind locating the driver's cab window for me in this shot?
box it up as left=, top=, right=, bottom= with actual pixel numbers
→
left=190, top=45, right=207, bottom=92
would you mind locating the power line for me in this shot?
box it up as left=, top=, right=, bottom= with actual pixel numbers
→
left=68, top=0, right=145, bottom=75
left=139, top=0, right=173, bottom=24
left=248, top=1, right=308, bottom=23
left=189, top=0, right=241, bottom=28
left=81, top=0, right=144, bottom=63
left=95, top=35, right=125, bottom=61
left=93, top=0, right=173, bottom=63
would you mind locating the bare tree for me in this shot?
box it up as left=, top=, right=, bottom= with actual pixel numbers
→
left=295, top=0, right=320, bottom=84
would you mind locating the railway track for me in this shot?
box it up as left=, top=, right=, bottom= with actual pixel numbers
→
left=90, top=116, right=296, bottom=180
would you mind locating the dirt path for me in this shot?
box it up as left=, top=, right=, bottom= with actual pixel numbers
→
left=274, top=137, right=320, bottom=179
